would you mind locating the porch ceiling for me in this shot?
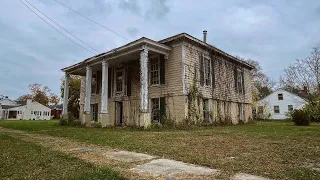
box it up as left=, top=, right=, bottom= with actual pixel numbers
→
left=62, top=37, right=171, bottom=75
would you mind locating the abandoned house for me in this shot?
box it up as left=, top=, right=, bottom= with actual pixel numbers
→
left=61, top=31, right=254, bottom=127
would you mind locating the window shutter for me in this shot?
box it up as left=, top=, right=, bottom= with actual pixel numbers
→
left=127, top=66, right=132, bottom=96
left=199, top=54, right=204, bottom=86
left=241, top=71, right=245, bottom=94
left=234, top=67, right=238, bottom=92
left=160, top=55, right=165, bottom=84
left=108, top=67, right=111, bottom=98
left=160, top=97, right=166, bottom=124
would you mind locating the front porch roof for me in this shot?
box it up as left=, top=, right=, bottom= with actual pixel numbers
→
left=61, top=37, right=171, bottom=74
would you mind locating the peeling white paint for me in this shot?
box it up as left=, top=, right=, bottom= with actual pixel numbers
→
left=100, top=60, right=108, bottom=114
left=84, top=66, right=92, bottom=113
left=140, top=45, right=149, bottom=112
left=62, top=73, right=69, bottom=115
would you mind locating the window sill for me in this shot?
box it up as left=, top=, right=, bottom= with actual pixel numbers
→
left=149, top=84, right=166, bottom=87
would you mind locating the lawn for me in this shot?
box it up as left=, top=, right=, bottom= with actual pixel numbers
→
left=0, top=133, right=124, bottom=180
left=0, top=120, right=320, bottom=180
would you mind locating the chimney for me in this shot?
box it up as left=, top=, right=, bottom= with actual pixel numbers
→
left=203, top=30, right=207, bottom=43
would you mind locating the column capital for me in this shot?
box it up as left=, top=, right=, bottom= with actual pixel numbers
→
left=86, top=65, right=92, bottom=71
left=141, top=44, right=148, bottom=52
left=102, top=60, right=109, bottom=66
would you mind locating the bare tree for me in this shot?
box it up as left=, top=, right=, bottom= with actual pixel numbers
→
left=280, top=46, right=320, bottom=101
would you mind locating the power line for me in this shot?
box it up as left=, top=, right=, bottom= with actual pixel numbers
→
left=24, top=0, right=99, bottom=54
left=51, top=0, right=130, bottom=41
left=19, top=0, right=96, bottom=55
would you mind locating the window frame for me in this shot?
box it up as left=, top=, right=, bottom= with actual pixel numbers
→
left=274, top=106, right=280, bottom=114
left=113, top=66, right=125, bottom=96
left=203, top=56, right=212, bottom=87
left=278, top=94, right=283, bottom=100
left=149, top=55, right=160, bottom=86
left=151, top=98, right=160, bottom=123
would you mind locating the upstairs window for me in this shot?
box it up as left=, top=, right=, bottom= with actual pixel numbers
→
left=200, top=54, right=212, bottom=87
left=234, top=68, right=244, bottom=94
left=274, top=106, right=280, bottom=114
left=204, top=58, right=212, bottom=86
left=115, top=68, right=124, bottom=95
left=150, top=56, right=160, bottom=85
left=278, top=94, right=283, bottom=100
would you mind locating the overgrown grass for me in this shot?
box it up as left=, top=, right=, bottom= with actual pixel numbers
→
left=0, top=133, right=124, bottom=180
left=0, top=120, right=320, bottom=180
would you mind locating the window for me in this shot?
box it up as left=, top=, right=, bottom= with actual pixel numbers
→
left=274, top=106, right=280, bottom=114
left=150, top=57, right=160, bottom=85
left=151, top=98, right=160, bottom=123
left=151, top=97, right=166, bottom=123
left=203, top=99, right=210, bottom=122
left=234, top=68, right=244, bottom=94
left=238, top=103, right=244, bottom=121
left=288, top=105, right=293, bottom=111
left=204, top=58, right=211, bottom=86
left=258, top=106, right=264, bottom=114
left=278, top=94, right=283, bottom=100
left=31, top=111, right=34, bottom=114
left=115, top=68, right=124, bottom=95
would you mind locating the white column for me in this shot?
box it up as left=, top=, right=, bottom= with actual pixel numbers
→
left=100, top=60, right=109, bottom=114
left=140, top=45, right=149, bottom=112
left=62, top=73, right=69, bottom=115
left=84, top=66, right=92, bottom=114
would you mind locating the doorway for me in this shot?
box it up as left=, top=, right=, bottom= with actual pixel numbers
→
left=115, top=101, right=123, bottom=126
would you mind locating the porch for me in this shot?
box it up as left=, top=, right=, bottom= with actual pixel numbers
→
left=61, top=38, right=171, bottom=127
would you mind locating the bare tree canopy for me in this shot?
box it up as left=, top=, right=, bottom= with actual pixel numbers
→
left=17, top=84, right=60, bottom=106
left=280, top=46, right=320, bottom=97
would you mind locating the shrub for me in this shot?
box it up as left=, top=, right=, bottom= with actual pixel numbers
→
left=304, top=102, right=320, bottom=122
left=58, top=118, right=68, bottom=126
left=291, top=109, right=310, bottom=126
left=92, top=121, right=102, bottom=128
left=72, top=120, right=83, bottom=126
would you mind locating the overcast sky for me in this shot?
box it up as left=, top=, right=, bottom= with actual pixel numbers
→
left=0, top=0, right=320, bottom=100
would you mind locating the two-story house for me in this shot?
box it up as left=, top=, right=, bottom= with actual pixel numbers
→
left=61, top=31, right=254, bottom=127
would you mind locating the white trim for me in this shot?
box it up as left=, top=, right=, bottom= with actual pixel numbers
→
left=100, top=60, right=109, bottom=114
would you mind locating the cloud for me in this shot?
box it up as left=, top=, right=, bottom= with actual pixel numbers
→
left=145, top=0, right=170, bottom=20
left=126, top=27, right=139, bottom=37
left=0, top=0, right=320, bottom=99
left=118, top=0, right=141, bottom=16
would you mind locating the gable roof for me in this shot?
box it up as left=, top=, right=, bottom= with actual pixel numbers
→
left=257, top=90, right=308, bottom=102
left=158, top=33, right=255, bottom=69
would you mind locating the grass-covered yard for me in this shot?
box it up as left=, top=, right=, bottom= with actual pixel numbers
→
left=0, top=120, right=319, bottom=180
left=0, top=132, right=124, bottom=180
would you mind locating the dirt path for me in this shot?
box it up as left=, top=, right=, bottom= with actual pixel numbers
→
left=0, top=127, right=270, bottom=180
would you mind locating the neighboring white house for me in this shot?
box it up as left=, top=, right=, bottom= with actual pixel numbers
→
left=0, top=98, right=51, bottom=120
left=257, top=90, right=307, bottom=120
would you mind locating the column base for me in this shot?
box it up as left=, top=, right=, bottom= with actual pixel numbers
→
left=82, top=113, right=92, bottom=127
left=139, top=112, right=151, bottom=128
left=98, top=113, right=113, bottom=127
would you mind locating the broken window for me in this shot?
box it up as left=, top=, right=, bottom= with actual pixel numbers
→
left=151, top=97, right=166, bottom=123
left=274, top=106, right=280, bottom=114
left=234, top=68, right=245, bottom=94
left=278, top=94, right=283, bottom=100
left=203, top=99, right=210, bottom=122
left=204, top=58, right=211, bottom=86
left=151, top=98, right=160, bottom=123
left=150, top=56, right=160, bottom=85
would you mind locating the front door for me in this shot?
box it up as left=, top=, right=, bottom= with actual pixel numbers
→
left=115, top=102, right=123, bottom=126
